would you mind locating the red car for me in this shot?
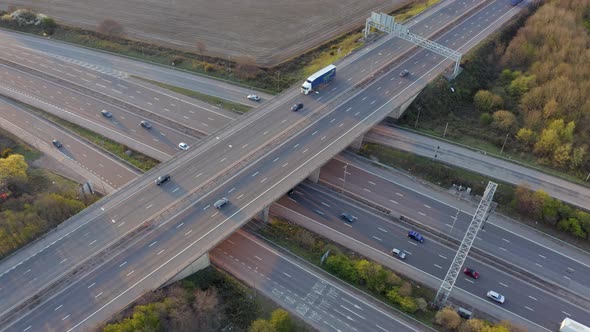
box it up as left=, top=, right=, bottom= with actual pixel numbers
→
left=463, top=268, right=480, bottom=279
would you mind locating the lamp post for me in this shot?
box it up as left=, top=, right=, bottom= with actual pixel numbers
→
left=414, top=106, right=421, bottom=128
left=342, top=163, right=349, bottom=191
left=500, top=132, right=509, bottom=154
left=275, top=71, right=281, bottom=91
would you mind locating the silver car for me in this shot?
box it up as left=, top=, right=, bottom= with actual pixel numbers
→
left=486, top=290, right=505, bottom=304
left=391, top=248, right=406, bottom=260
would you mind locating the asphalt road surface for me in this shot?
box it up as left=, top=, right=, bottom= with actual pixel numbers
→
left=0, top=29, right=271, bottom=105
left=0, top=1, right=529, bottom=330
left=275, top=183, right=590, bottom=329
left=366, top=125, right=590, bottom=212
left=0, top=94, right=430, bottom=331
left=318, top=158, right=590, bottom=302
left=212, top=230, right=431, bottom=332
left=0, top=64, right=195, bottom=160
left=0, top=98, right=139, bottom=189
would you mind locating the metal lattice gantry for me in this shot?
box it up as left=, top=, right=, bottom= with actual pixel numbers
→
left=364, top=12, right=463, bottom=79
left=432, top=181, right=498, bottom=308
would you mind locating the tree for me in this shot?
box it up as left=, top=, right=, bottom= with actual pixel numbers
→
left=533, top=128, right=560, bottom=156
left=397, top=281, right=412, bottom=297
left=269, top=309, right=294, bottom=332
left=508, top=75, right=534, bottom=97
left=399, top=296, right=418, bottom=313
left=516, top=128, right=535, bottom=146
left=553, top=143, right=572, bottom=168
left=473, top=90, right=502, bottom=112
left=480, top=113, right=493, bottom=125
left=325, top=254, right=358, bottom=283
left=435, top=307, right=461, bottom=330
left=531, top=190, right=550, bottom=220
left=513, top=184, right=533, bottom=216
left=542, top=99, right=559, bottom=119
left=0, top=154, right=28, bottom=183
left=97, top=19, right=125, bottom=37
left=492, top=110, right=517, bottom=132
left=248, top=319, right=274, bottom=332
left=196, top=41, right=207, bottom=60
left=235, top=56, right=259, bottom=79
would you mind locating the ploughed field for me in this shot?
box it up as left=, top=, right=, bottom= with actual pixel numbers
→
left=3, top=0, right=407, bottom=66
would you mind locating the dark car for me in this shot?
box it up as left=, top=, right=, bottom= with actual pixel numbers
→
left=399, top=69, right=410, bottom=77
left=155, top=174, right=171, bottom=185
left=287, top=189, right=295, bottom=196
left=291, top=103, right=304, bottom=112
left=463, top=268, right=480, bottom=279
left=408, top=230, right=424, bottom=243
left=140, top=120, right=152, bottom=129
left=101, top=109, right=113, bottom=118
left=340, top=213, right=357, bottom=223
left=52, top=140, right=63, bottom=148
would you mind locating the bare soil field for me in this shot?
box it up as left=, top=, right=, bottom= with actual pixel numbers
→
left=4, top=0, right=409, bottom=66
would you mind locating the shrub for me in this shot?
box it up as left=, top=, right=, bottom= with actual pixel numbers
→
left=435, top=307, right=461, bottom=330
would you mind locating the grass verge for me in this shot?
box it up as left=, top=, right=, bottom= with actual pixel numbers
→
left=394, top=0, right=442, bottom=23
left=133, top=76, right=252, bottom=114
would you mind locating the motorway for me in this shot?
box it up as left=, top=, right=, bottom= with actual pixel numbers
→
left=365, top=125, right=590, bottom=211
left=274, top=180, right=590, bottom=329
left=318, top=158, right=590, bottom=302
left=0, top=29, right=269, bottom=105
left=212, top=230, right=429, bottom=332
left=0, top=0, right=534, bottom=330
left=0, top=98, right=138, bottom=189
left=0, top=89, right=429, bottom=331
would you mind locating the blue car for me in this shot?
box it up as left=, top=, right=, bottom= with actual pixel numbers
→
left=408, top=230, right=424, bottom=243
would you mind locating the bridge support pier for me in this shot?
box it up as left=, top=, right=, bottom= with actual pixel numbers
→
left=164, top=252, right=210, bottom=286
left=259, top=205, right=270, bottom=223
left=349, top=133, right=364, bottom=151
left=307, top=167, right=321, bottom=183
left=388, top=91, right=420, bottom=119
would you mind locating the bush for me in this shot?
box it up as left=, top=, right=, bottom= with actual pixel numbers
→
left=435, top=307, right=461, bottom=330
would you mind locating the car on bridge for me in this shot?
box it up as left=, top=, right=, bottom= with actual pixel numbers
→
left=214, top=198, right=229, bottom=209
left=291, top=103, right=304, bottom=112
left=155, top=174, right=171, bottom=185
left=178, top=142, right=190, bottom=150
left=101, top=109, right=113, bottom=118
left=52, top=140, right=63, bottom=148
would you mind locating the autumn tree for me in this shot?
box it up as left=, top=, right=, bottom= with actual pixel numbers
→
left=269, top=309, right=294, bottom=332
left=97, top=19, right=125, bottom=37
left=473, top=90, right=503, bottom=112
left=434, top=307, right=461, bottom=330
left=196, top=41, right=207, bottom=60
left=516, top=128, right=535, bottom=146
left=0, top=154, right=28, bottom=183
left=491, top=110, right=517, bottom=132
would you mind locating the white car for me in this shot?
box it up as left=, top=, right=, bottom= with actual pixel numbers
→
left=486, top=290, right=505, bottom=304
left=391, top=248, right=406, bottom=260
left=178, top=142, right=189, bottom=150
left=247, top=94, right=261, bottom=102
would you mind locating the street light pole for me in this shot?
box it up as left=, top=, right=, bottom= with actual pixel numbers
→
left=500, top=132, right=509, bottom=154
left=275, top=71, right=281, bottom=91
left=414, top=107, right=421, bottom=128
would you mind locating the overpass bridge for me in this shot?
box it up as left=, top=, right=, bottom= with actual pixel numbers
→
left=0, top=0, right=527, bottom=330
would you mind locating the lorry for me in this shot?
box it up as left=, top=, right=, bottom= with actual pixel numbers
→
left=301, top=64, right=336, bottom=94
left=559, top=318, right=590, bottom=332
